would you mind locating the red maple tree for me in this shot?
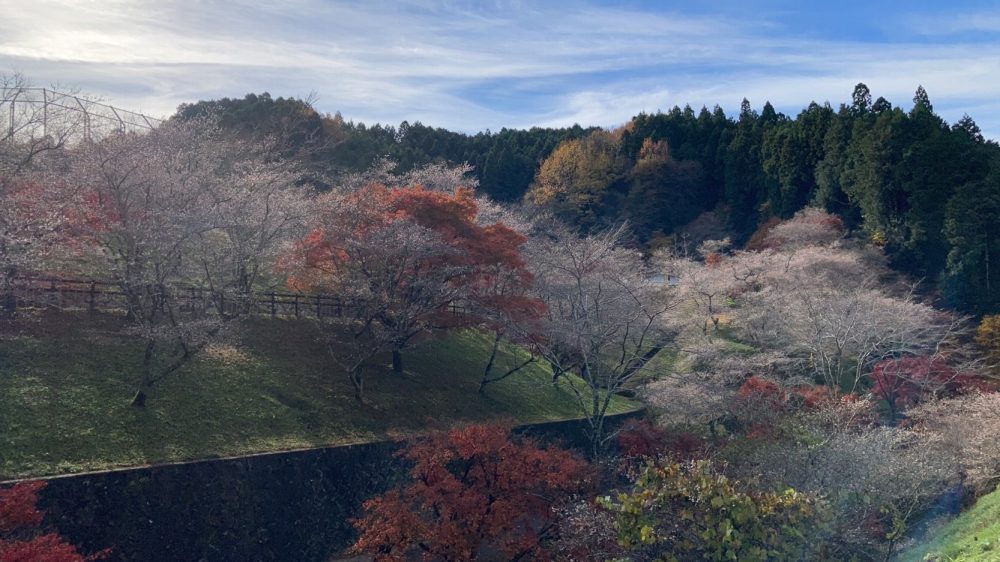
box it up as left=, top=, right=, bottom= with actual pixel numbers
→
left=286, top=183, right=539, bottom=399
left=0, top=481, right=109, bottom=562
left=352, top=423, right=591, bottom=561
left=871, top=355, right=992, bottom=421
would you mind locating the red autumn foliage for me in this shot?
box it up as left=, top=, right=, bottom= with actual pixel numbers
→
left=0, top=177, right=83, bottom=280
left=77, top=190, right=122, bottom=235
left=703, top=251, right=723, bottom=267
left=790, top=385, right=839, bottom=409
left=289, top=185, right=531, bottom=292
left=744, top=216, right=782, bottom=251
left=285, top=183, right=545, bottom=394
left=755, top=208, right=847, bottom=250
left=1, top=534, right=100, bottom=562
left=736, top=375, right=784, bottom=401
left=735, top=376, right=786, bottom=409
left=0, top=482, right=45, bottom=533
left=616, top=419, right=669, bottom=459
left=871, top=355, right=993, bottom=418
left=730, top=376, right=788, bottom=434
left=744, top=424, right=778, bottom=440
left=351, top=423, right=591, bottom=562
left=731, top=377, right=867, bottom=435
left=737, top=377, right=853, bottom=412
left=0, top=481, right=109, bottom=562
left=616, top=419, right=705, bottom=460
left=287, top=184, right=541, bottom=327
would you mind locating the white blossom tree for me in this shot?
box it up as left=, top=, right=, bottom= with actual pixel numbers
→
left=0, top=74, right=88, bottom=313
left=69, top=117, right=309, bottom=406
left=527, top=224, right=672, bottom=457
left=0, top=73, right=82, bottom=177
left=657, top=232, right=953, bottom=391
left=909, top=392, right=1000, bottom=492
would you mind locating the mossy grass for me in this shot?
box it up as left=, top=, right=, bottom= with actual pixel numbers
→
left=899, top=485, right=1000, bottom=562
left=0, top=310, right=635, bottom=479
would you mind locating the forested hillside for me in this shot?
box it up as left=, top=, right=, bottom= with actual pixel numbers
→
left=175, top=93, right=596, bottom=201
left=177, top=84, right=1000, bottom=315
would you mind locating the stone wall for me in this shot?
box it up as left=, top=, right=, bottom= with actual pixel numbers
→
left=37, top=411, right=641, bottom=562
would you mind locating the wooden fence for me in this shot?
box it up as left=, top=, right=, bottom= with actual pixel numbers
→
left=4, top=277, right=469, bottom=319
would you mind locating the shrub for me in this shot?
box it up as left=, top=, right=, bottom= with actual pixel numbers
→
left=730, top=376, right=787, bottom=432
left=0, top=481, right=110, bottom=562
left=599, top=460, right=827, bottom=562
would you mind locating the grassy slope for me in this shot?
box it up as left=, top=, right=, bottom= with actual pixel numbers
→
left=0, top=311, right=635, bottom=479
left=899, top=486, right=1000, bottom=562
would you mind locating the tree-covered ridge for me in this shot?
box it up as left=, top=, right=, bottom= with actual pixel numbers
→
left=540, top=85, right=998, bottom=314
left=175, top=92, right=596, bottom=200
left=176, top=84, right=1000, bottom=314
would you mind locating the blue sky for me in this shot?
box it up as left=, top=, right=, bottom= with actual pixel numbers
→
left=1, top=0, right=998, bottom=138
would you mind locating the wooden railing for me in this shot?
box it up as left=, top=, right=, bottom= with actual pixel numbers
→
left=3, top=276, right=469, bottom=319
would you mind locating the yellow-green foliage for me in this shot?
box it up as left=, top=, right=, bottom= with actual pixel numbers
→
left=599, top=460, right=827, bottom=562
left=528, top=129, right=624, bottom=226
left=975, top=315, right=1000, bottom=367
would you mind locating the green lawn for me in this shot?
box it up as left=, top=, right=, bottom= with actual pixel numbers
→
left=899, top=485, right=1000, bottom=562
left=0, top=311, right=635, bottom=479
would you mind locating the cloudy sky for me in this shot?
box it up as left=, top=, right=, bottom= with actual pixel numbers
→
left=1, top=0, right=999, bottom=138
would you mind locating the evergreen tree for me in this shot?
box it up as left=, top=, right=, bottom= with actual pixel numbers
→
left=851, top=83, right=872, bottom=116
left=912, top=85, right=933, bottom=114
left=944, top=161, right=1000, bottom=312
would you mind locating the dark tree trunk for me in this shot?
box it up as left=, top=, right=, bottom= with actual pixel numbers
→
left=131, top=338, right=156, bottom=408
left=480, top=334, right=536, bottom=394
left=479, top=333, right=503, bottom=393
left=550, top=361, right=563, bottom=385
left=351, top=375, right=364, bottom=402
left=349, top=363, right=365, bottom=402
left=392, top=348, right=403, bottom=374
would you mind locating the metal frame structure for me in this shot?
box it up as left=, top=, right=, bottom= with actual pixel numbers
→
left=1, top=86, right=163, bottom=143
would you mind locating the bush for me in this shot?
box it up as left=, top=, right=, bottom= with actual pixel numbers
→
left=615, top=419, right=705, bottom=461
left=599, top=460, right=827, bottom=562
left=0, top=481, right=110, bottom=562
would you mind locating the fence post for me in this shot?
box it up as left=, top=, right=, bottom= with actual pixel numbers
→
left=89, top=281, right=96, bottom=312
left=269, top=292, right=276, bottom=318
left=293, top=295, right=300, bottom=318
left=42, top=88, right=47, bottom=137
left=315, top=295, right=321, bottom=318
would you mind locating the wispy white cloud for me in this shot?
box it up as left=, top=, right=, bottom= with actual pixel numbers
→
left=904, top=10, right=1000, bottom=36
left=0, top=0, right=997, bottom=140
